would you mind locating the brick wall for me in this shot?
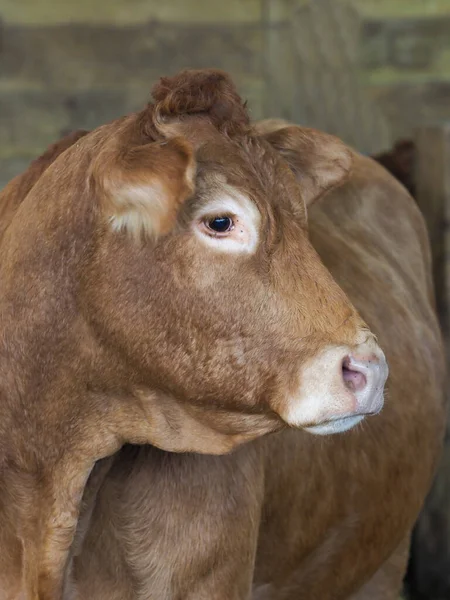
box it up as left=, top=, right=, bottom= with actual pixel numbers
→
left=1, top=0, right=450, bottom=187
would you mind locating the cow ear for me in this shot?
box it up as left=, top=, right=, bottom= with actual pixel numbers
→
left=259, top=125, right=353, bottom=207
left=92, top=136, right=196, bottom=241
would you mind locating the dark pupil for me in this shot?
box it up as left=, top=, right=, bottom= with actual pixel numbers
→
left=208, top=217, right=232, bottom=233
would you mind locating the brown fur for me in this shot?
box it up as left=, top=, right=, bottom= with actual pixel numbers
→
left=149, top=68, right=250, bottom=137
left=372, top=140, right=416, bottom=198
left=0, top=130, right=89, bottom=242
left=0, top=72, right=445, bottom=600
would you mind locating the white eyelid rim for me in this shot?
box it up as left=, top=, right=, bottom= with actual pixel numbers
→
left=193, top=192, right=260, bottom=253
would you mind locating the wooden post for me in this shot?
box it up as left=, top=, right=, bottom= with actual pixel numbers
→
left=407, top=124, right=450, bottom=599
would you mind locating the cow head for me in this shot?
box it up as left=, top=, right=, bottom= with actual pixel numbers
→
left=2, top=70, right=388, bottom=458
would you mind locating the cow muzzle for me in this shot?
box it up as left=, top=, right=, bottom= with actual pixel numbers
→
left=280, top=335, right=388, bottom=435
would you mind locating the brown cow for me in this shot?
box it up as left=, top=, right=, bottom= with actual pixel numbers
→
left=0, top=70, right=445, bottom=600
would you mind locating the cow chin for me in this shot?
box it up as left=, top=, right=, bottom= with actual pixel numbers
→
left=303, top=415, right=365, bottom=436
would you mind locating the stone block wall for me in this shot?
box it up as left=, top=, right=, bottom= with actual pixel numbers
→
left=0, top=0, right=450, bottom=187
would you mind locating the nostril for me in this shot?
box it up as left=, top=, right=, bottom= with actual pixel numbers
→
left=342, top=357, right=367, bottom=393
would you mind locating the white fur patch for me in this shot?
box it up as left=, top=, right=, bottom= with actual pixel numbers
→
left=193, top=188, right=260, bottom=253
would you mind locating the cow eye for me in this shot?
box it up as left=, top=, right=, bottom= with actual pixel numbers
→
left=193, top=193, right=259, bottom=253
left=206, top=216, right=234, bottom=234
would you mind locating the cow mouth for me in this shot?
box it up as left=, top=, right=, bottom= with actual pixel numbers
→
left=303, top=415, right=365, bottom=435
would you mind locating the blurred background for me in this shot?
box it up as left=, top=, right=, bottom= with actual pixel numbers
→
left=1, top=0, right=450, bottom=598
left=2, top=0, right=450, bottom=187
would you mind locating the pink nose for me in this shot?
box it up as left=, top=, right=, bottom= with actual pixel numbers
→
left=342, top=352, right=388, bottom=415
